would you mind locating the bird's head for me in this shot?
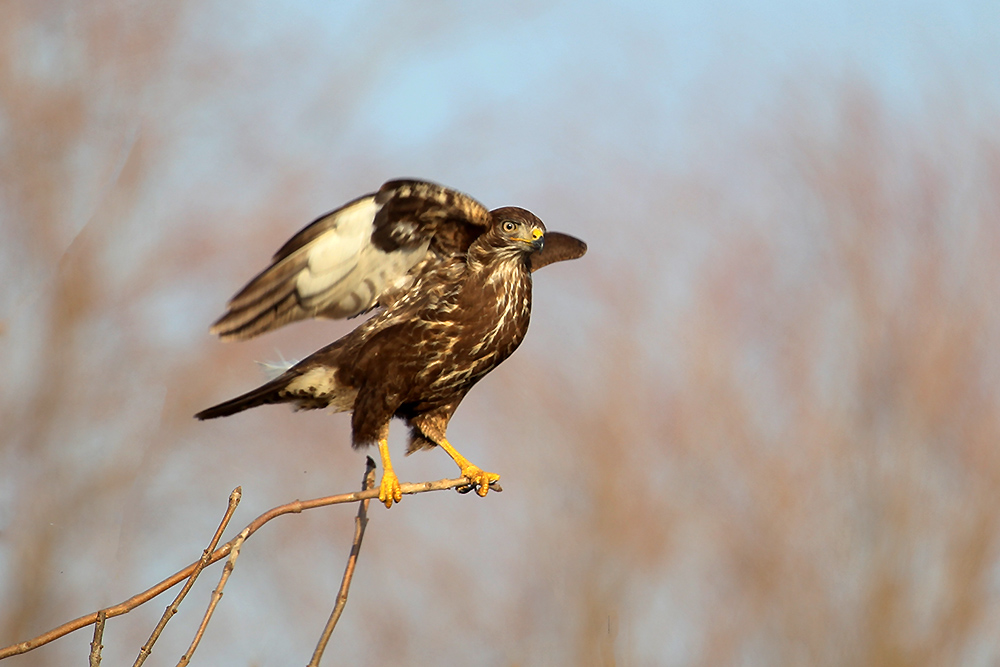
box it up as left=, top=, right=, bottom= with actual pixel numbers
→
left=487, top=207, right=546, bottom=255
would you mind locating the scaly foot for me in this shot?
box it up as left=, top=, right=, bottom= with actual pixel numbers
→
left=379, top=469, right=402, bottom=508
left=458, top=464, right=500, bottom=497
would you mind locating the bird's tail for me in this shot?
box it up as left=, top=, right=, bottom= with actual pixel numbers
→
left=195, top=377, right=289, bottom=420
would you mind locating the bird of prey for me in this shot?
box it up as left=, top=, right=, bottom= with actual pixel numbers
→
left=196, top=179, right=586, bottom=507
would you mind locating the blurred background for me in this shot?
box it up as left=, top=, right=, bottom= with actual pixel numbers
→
left=3, top=1, right=1000, bottom=665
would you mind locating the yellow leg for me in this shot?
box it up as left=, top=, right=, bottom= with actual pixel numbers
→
left=437, top=437, right=500, bottom=497
left=376, top=437, right=402, bottom=508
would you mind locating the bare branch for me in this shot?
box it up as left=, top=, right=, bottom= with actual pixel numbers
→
left=308, top=457, right=377, bottom=667
left=88, top=611, right=106, bottom=667
left=133, top=487, right=242, bottom=667
left=0, top=474, right=483, bottom=660
left=176, top=525, right=250, bottom=667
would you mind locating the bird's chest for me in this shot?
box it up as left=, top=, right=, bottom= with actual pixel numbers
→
left=416, top=266, right=532, bottom=391
left=465, top=278, right=531, bottom=360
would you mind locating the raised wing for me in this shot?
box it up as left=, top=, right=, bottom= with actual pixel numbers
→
left=210, top=180, right=491, bottom=341
left=530, top=231, right=588, bottom=271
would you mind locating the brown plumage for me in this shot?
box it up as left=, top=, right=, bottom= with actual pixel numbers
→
left=196, top=179, right=586, bottom=507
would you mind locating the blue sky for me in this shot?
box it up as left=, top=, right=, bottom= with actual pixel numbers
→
left=4, top=0, right=1000, bottom=663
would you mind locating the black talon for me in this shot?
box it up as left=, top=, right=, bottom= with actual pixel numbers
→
left=455, top=480, right=502, bottom=494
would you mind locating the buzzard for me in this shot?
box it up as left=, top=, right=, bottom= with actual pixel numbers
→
left=196, top=180, right=586, bottom=507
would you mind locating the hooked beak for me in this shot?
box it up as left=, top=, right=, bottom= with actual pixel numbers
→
left=513, top=227, right=544, bottom=251
left=529, top=228, right=544, bottom=251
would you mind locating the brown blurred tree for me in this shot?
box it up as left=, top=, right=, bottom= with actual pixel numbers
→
left=4, top=1, right=1000, bottom=664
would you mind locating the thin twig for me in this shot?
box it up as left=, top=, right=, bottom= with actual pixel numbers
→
left=308, top=457, right=377, bottom=667
left=176, top=525, right=249, bottom=667
left=133, top=487, right=242, bottom=667
left=0, top=474, right=479, bottom=660
left=88, top=610, right=106, bottom=667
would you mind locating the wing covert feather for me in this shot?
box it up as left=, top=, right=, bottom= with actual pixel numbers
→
left=210, top=180, right=492, bottom=341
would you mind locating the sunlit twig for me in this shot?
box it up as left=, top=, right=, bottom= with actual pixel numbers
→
left=0, top=474, right=485, bottom=661
left=133, top=487, right=242, bottom=667
left=88, top=610, right=106, bottom=667
left=308, top=457, right=377, bottom=667
left=176, top=525, right=250, bottom=667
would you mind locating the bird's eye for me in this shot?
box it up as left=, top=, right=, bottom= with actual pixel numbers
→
left=502, top=220, right=517, bottom=233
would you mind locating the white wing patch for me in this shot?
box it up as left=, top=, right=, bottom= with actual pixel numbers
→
left=293, top=197, right=430, bottom=319
left=296, top=197, right=377, bottom=297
